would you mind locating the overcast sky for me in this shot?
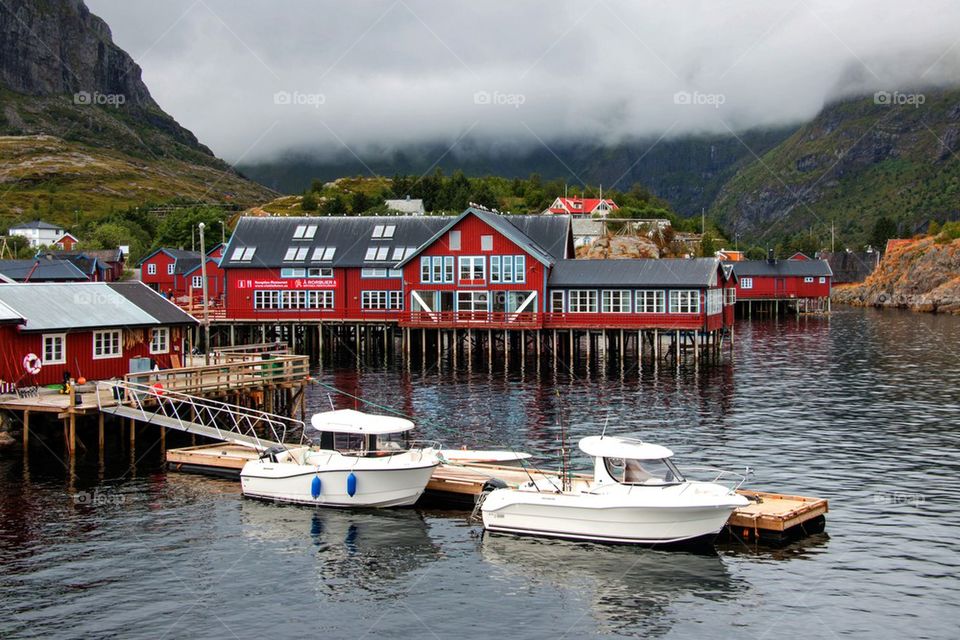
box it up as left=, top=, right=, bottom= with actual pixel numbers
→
left=87, top=0, right=960, bottom=163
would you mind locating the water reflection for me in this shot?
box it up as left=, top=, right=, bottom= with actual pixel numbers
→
left=481, top=534, right=742, bottom=638
left=240, top=502, right=441, bottom=601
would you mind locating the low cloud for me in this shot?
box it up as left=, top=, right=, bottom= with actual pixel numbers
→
left=89, top=0, right=960, bottom=163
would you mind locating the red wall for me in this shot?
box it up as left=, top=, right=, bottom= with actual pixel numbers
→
left=183, top=258, right=227, bottom=300
left=0, top=326, right=184, bottom=386
left=735, top=275, right=831, bottom=300
left=225, top=267, right=345, bottom=321
left=140, top=252, right=176, bottom=294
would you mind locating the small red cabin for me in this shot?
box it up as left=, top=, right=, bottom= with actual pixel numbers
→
left=0, top=282, right=196, bottom=386
left=138, top=248, right=201, bottom=297
left=729, top=254, right=832, bottom=313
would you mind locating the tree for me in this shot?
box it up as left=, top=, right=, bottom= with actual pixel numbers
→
left=700, top=230, right=717, bottom=257
left=350, top=191, right=371, bottom=214
left=872, top=216, right=898, bottom=250
left=322, top=194, right=348, bottom=215
left=301, top=192, right=318, bottom=212
left=927, top=220, right=941, bottom=236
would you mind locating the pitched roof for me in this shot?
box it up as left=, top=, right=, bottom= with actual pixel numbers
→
left=548, top=258, right=722, bottom=287
left=137, top=247, right=201, bottom=267
left=221, top=215, right=451, bottom=269
left=0, top=282, right=196, bottom=332
left=501, top=214, right=572, bottom=261
left=9, top=219, right=63, bottom=231
left=0, top=299, right=24, bottom=324
left=0, top=259, right=88, bottom=282
left=181, top=256, right=222, bottom=276
left=41, top=252, right=99, bottom=276
left=729, top=259, right=833, bottom=278
left=173, top=256, right=202, bottom=275
left=78, top=249, right=124, bottom=263
left=548, top=197, right=618, bottom=214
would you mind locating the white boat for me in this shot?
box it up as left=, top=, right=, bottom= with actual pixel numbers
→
left=480, top=435, right=749, bottom=545
left=240, top=409, right=440, bottom=508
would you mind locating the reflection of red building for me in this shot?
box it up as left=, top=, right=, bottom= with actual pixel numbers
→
left=218, top=208, right=736, bottom=333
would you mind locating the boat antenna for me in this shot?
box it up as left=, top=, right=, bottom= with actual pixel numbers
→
left=327, top=393, right=336, bottom=411
left=600, top=414, right=609, bottom=439
left=557, top=390, right=570, bottom=491
left=510, top=445, right=541, bottom=493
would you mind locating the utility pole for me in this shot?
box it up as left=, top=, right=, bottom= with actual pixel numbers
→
left=198, top=223, right=211, bottom=365
left=831, top=221, right=835, bottom=253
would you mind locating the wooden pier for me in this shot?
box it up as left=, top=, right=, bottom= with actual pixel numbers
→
left=163, top=443, right=828, bottom=541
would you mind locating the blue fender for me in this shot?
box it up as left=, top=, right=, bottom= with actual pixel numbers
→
left=346, top=472, right=357, bottom=497
left=311, top=475, right=322, bottom=499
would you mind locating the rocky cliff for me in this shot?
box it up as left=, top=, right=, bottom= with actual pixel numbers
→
left=832, top=236, right=960, bottom=314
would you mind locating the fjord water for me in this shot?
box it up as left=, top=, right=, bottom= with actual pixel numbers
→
left=1, top=307, right=958, bottom=639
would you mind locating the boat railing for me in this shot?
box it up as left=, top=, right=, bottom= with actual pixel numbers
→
left=678, top=466, right=748, bottom=493
left=408, top=440, right=443, bottom=463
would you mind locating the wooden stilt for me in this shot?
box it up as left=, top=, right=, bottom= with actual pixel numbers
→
left=22, top=410, right=29, bottom=452
left=98, top=412, right=104, bottom=453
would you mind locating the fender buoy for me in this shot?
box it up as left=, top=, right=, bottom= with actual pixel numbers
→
left=150, top=382, right=165, bottom=396
left=346, top=472, right=357, bottom=497
left=311, top=475, right=322, bottom=499
left=23, top=353, right=41, bottom=375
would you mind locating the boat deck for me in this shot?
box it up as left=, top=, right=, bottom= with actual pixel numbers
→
left=165, top=443, right=828, bottom=540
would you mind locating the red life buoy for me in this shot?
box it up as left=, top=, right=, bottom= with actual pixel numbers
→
left=150, top=382, right=165, bottom=396
left=23, top=353, right=42, bottom=375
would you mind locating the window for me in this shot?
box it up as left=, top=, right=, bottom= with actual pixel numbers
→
left=253, top=290, right=280, bottom=309
left=819, top=276, right=826, bottom=284
left=804, top=276, right=814, bottom=283
left=420, top=256, right=454, bottom=283
left=740, top=277, right=753, bottom=289
left=364, top=246, right=389, bottom=261
left=706, top=289, right=723, bottom=315
left=281, top=268, right=305, bottom=278
left=392, top=247, right=405, bottom=261
left=150, top=328, right=169, bottom=354
left=420, top=257, right=431, bottom=283
left=551, top=290, right=564, bottom=312
left=293, top=224, right=317, bottom=239
left=167, top=263, right=175, bottom=275
left=449, top=230, right=461, bottom=251
left=307, top=267, right=333, bottom=278
left=725, top=288, right=736, bottom=305
left=383, top=225, right=396, bottom=239
left=491, top=255, right=525, bottom=283
left=481, top=235, right=493, bottom=251
left=308, top=290, right=335, bottom=309
left=192, top=275, right=203, bottom=289
left=361, top=291, right=404, bottom=311
left=146, top=263, right=156, bottom=275
left=490, top=256, right=500, bottom=282
left=284, top=247, right=309, bottom=261
left=42, top=333, right=65, bottom=365
left=443, top=257, right=454, bottom=283
left=432, top=257, right=443, bottom=283
left=601, top=290, right=631, bottom=313
left=458, top=256, right=485, bottom=282
left=456, top=291, right=489, bottom=312
left=568, top=290, right=598, bottom=313
left=669, top=290, right=701, bottom=314
left=312, top=247, right=336, bottom=261
left=361, top=268, right=388, bottom=278
left=231, top=247, right=256, bottom=262
left=93, top=330, right=121, bottom=359
left=636, top=290, right=665, bottom=314
left=502, top=255, right=514, bottom=283
left=372, top=225, right=385, bottom=238
left=515, top=256, right=526, bottom=283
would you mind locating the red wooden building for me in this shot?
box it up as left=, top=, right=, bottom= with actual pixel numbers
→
left=0, top=282, right=196, bottom=386
left=729, top=252, right=832, bottom=314
left=546, top=197, right=619, bottom=218
left=138, top=248, right=201, bottom=297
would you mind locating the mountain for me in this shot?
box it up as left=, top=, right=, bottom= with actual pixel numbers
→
left=0, top=0, right=274, bottom=227
left=237, top=127, right=794, bottom=217
left=710, top=88, right=960, bottom=247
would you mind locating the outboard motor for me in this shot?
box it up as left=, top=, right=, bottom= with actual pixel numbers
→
left=259, top=445, right=285, bottom=463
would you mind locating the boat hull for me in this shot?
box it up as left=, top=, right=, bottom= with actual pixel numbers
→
left=481, top=490, right=744, bottom=545
left=240, top=460, right=438, bottom=508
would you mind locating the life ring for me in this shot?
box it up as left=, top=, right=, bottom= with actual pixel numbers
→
left=150, top=382, right=165, bottom=396
left=23, top=353, right=42, bottom=375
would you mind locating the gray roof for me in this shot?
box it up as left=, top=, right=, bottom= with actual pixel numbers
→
left=0, top=259, right=88, bottom=282
left=729, top=259, right=833, bottom=278
left=0, top=282, right=197, bottom=332
left=174, top=256, right=202, bottom=275
left=0, top=299, right=24, bottom=324
left=502, top=214, right=572, bottom=261
left=221, top=215, right=452, bottom=269
left=9, top=219, right=63, bottom=231
left=548, top=258, right=722, bottom=288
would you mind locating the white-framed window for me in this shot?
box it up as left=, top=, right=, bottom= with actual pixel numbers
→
left=293, top=224, right=317, bottom=239
left=281, top=268, right=306, bottom=278
left=502, top=255, right=513, bottom=283
left=284, top=246, right=309, bottom=261
left=636, top=290, right=665, bottom=313
left=725, top=288, right=737, bottom=305
left=456, top=290, right=489, bottom=312
left=740, top=277, right=753, bottom=289
left=167, top=263, right=175, bottom=275
left=458, top=256, right=485, bottom=282
left=146, top=263, right=156, bottom=275
left=443, top=257, right=454, bottom=283
left=254, top=290, right=281, bottom=309
left=804, top=276, right=814, bottom=283
left=311, top=247, right=336, bottom=261
left=706, top=289, right=723, bottom=315
left=819, top=276, right=826, bottom=284
left=307, top=290, right=335, bottom=309
left=481, top=235, right=493, bottom=251
left=283, top=291, right=308, bottom=309
left=420, top=256, right=454, bottom=283
left=420, top=257, right=430, bottom=283
left=490, top=256, right=500, bottom=282
left=361, top=268, right=388, bottom=278
left=307, top=267, right=333, bottom=278
left=150, top=328, right=169, bottom=354
left=192, top=275, right=203, bottom=289
left=601, top=290, right=631, bottom=313
left=669, top=290, right=701, bottom=314
left=551, top=290, right=564, bottom=312
left=42, top=333, right=66, bottom=365
left=489, top=255, right=526, bottom=283
left=93, top=330, right=122, bottom=359
left=231, top=247, right=256, bottom=262
left=361, top=290, right=404, bottom=310
left=515, top=256, right=526, bottom=283
left=449, top=230, right=461, bottom=251
left=568, top=290, right=598, bottom=313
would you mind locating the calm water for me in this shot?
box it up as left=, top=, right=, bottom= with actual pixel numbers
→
left=1, top=307, right=959, bottom=639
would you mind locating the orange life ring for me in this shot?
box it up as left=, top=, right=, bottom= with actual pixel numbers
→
left=23, top=353, right=42, bottom=375
left=150, top=382, right=165, bottom=396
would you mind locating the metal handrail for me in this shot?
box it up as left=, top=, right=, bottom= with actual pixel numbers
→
left=678, top=465, right=749, bottom=493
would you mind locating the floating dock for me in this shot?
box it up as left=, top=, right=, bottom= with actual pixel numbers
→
left=165, top=443, right=828, bottom=541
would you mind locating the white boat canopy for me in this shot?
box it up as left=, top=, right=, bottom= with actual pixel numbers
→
left=578, top=436, right=673, bottom=460
left=310, top=409, right=415, bottom=434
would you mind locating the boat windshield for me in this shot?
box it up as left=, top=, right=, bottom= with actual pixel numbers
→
left=605, top=457, right=684, bottom=485
left=330, top=431, right=408, bottom=456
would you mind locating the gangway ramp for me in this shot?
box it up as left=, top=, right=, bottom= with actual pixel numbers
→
left=97, top=381, right=304, bottom=450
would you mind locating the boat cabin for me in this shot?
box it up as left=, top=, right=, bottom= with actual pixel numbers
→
left=310, top=409, right=415, bottom=455
left=579, top=436, right=684, bottom=487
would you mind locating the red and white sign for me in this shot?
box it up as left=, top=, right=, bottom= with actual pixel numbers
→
left=237, top=278, right=337, bottom=290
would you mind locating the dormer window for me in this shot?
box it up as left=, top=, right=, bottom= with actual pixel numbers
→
left=284, top=246, right=309, bottom=261
left=312, top=247, right=336, bottom=261
left=371, top=224, right=396, bottom=239
left=293, top=224, right=317, bottom=239
left=231, top=247, right=256, bottom=261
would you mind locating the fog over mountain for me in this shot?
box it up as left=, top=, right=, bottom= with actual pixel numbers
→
left=87, top=0, right=960, bottom=163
